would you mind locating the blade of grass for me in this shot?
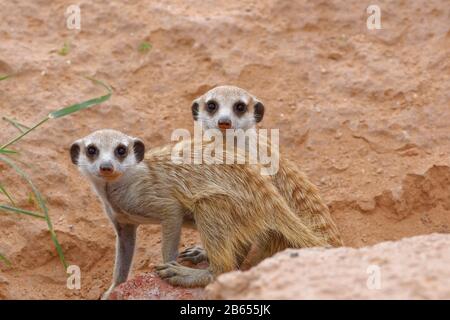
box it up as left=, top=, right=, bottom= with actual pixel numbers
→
left=0, top=75, right=10, bottom=81
left=0, top=155, right=67, bottom=269
left=58, top=42, right=70, bottom=56
left=0, top=252, right=11, bottom=266
left=0, top=149, right=18, bottom=154
left=0, top=117, right=50, bottom=151
left=0, top=183, right=15, bottom=205
left=0, top=204, right=46, bottom=219
left=0, top=77, right=112, bottom=150
left=48, top=77, right=112, bottom=119
left=138, top=41, right=152, bottom=53
left=3, top=117, right=30, bottom=133
left=28, top=192, right=35, bottom=207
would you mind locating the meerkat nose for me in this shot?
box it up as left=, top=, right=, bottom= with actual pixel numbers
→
left=218, top=118, right=232, bottom=130
left=99, top=162, right=114, bottom=173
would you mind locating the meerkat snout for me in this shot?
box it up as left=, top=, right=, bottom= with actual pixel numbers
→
left=99, top=161, right=115, bottom=177
left=70, top=129, right=145, bottom=182
left=217, top=117, right=232, bottom=130
left=192, top=85, right=265, bottom=131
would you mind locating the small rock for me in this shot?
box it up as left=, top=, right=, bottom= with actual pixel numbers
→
left=110, top=272, right=204, bottom=300
left=357, top=198, right=376, bottom=212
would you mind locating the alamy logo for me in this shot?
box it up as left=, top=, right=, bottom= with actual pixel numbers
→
left=367, top=5, right=382, bottom=30
left=66, top=265, right=81, bottom=290
left=366, top=264, right=381, bottom=290
left=171, top=123, right=280, bottom=176
left=65, top=5, right=81, bottom=30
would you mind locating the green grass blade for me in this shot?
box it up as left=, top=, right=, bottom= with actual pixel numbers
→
left=138, top=41, right=152, bottom=53
left=48, top=77, right=112, bottom=119
left=0, top=149, right=18, bottom=154
left=0, top=117, right=50, bottom=151
left=0, top=156, right=68, bottom=269
left=3, top=117, right=30, bottom=133
left=0, top=252, right=11, bottom=266
left=49, top=230, right=66, bottom=270
left=0, top=183, right=15, bottom=205
left=0, top=204, right=46, bottom=219
left=1, top=77, right=112, bottom=150
left=58, top=42, right=70, bottom=56
left=0, top=75, right=10, bottom=81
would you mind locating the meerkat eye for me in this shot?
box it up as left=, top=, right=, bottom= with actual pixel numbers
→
left=206, top=101, right=218, bottom=113
left=234, top=102, right=247, bottom=114
left=86, top=145, right=98, bottom=157
left=115, top=145, right=128, bottom=158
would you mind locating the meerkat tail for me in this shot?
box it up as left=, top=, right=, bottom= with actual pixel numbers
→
left=270, top=201, right=328, bottom=248
left=273, top=158, right=344, bottom=247
left=249, top=195, right=328, bottom=266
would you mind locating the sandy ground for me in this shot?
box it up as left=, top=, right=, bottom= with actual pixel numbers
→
left=0, top=0, right=449, bottom=299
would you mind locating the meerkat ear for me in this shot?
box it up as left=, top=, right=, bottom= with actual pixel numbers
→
left=191, top=98, right=201, bottom=121
left=133, top=139, right=145, bottom=163
left=254, top=101, right=265, bottom=123
left=70, top=142, right=81, bottom=165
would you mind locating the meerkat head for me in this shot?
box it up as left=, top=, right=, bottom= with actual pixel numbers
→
left=70, top=129, right=145, bottom=182
left=191, top=85, right=265, bottom=131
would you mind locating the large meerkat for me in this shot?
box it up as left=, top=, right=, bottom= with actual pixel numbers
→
left=181, top=85, right=343, bottom=264
left=70, top=129, right=327, bottom=298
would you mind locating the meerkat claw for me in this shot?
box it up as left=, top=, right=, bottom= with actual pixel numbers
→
left=155, top=264, right=178, bottom=278
left=155, top=261, right=176, bottom=271
left=178, top=245, right=208, bottom=264
left=155, top=262, right=213, bottom=287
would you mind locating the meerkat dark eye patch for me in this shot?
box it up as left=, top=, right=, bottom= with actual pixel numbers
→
left=254, top=102, right=265, bottom=123
left=114, top=144, right=128, bottom=160
left=205, top=100, right=218, bottom=114
left=70, top=143, right=80, bottom=165
left=133, top=139, right=145, bottom=163
left=86, top=144, right=99, bottom=160
left=233, top=101, right=247, bottom=115
left=192, top=102, right=199, bottom=120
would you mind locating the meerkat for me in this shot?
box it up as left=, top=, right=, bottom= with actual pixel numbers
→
left=180, top=85, right=343, bottom=265
left=70, top=129, right=327, bottom=297
left=191, top=85, right=265, bottom=131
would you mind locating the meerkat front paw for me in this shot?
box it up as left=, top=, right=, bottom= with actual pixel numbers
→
left=155, top=261, right=213, bottom=287
left=178, top=245, right=208, bottom=264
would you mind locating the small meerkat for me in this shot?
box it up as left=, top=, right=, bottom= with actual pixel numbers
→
left=181, top=85, right=343, bottom=265
left=70, top=129, right=327, bottom=297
